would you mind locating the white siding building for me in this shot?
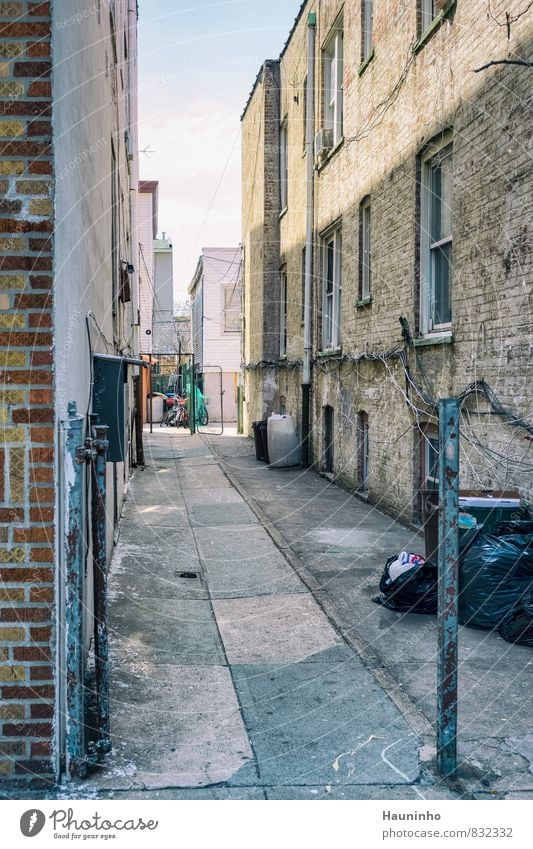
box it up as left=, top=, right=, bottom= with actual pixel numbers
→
left=153, top=235, right=175, bottom=353
left=188, top=247, right=242, bottom=422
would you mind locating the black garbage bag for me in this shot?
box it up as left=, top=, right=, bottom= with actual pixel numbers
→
left=459, top=534, right=533, bottom=629
left=373, top=553, right=438, bottom=614
left=495, top=519, right=533, bottom=537
left=499, top=592, right=533, bottom=647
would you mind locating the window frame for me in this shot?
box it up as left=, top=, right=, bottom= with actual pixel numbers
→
left=279, top=117, right=288, bottom=213
left=421, top=424, right=439, bottom=490
left=415, top=0, right=457, bottom=51
left=301, top=245, right=306, bottom=325
left=419, top=136, right=453, bottom=336
left=223, top=284, right=241, bottom=333
left=359, top=195, right=372, bottom=302
left=357, top=411, right=369, bottom=492
left=320, top=225, right=342, bottom=351
left=361, top=0, right=373, bottom=63
left=279, top=266, right=288, bottom=357
left=322, top=17, right=344, bottom=147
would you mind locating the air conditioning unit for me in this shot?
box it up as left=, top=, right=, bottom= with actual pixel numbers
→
left=315, top=128, right=333, bottom=159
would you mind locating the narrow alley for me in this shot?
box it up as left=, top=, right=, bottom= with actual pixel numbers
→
left=74, top=431, right=532, bottom=802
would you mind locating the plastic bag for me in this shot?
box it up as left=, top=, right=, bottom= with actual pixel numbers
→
left=495, top=519, right=533, bottom=537
left=373, top=553, right=438, bottom=614
left=459, top=534, right=533, bottom=630
left=499, top=592, right=533, bottom=647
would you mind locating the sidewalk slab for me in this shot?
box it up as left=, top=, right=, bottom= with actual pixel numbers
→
left=188, top=502, right=259, bottom=527
left=213, top=594, right=346, bottom=665
left=110, top=598, right=225, bottom=666
left=232, top=660, right=420, bottom=787
left=90, top=665, right=254, bottom=790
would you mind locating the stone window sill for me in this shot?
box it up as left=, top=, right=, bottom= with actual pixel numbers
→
left=356, top=296, right=372, bottom=308
left=413, top=0, right=457, bottom=54
left=316, top=346, right=342, bottom=359
left=358, top=49, right=375, bottom=77
left=413, top=331, right=454, bottom=347
left=316, top=136, right=344, bottom=172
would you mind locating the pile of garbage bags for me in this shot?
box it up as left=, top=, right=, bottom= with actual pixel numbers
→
left=374, top=522, right=533, bottom=647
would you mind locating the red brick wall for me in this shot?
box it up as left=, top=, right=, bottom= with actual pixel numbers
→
left=0, top=0, right=55, bottom=788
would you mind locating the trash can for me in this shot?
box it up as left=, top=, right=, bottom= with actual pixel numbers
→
left=252, top=421, right=266, bottom=461
left=422, top=488, right=524, bottom=561
left=458, top=491, right=524, bottom=535
left=267, top=415, right=301, bottom=468
left=252, top=420, right=270, bottom=463
left=146, top=395, right=164, bottom=424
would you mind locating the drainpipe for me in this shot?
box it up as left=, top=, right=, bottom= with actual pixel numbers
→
left=301, top=11, right=316, bottom=466
left=63, top=401, right=88, bottom=780
left=91, top=425, right=111, bottom=756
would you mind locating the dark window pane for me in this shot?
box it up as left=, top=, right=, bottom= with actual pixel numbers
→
left=432, top=241, right=452, bottom=325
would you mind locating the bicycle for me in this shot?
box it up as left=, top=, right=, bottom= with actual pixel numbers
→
left=160, top=396, right=189, bottom=428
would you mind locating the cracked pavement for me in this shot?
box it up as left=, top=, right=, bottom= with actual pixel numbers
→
left=66, top=430, right=532, bottom=801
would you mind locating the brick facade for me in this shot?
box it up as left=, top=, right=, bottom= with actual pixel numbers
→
left=0, top=0, right=54, bottom=786
left=241, top=1, right=533, bottom=520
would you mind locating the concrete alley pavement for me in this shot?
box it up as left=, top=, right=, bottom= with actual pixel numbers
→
left=80, top=430, right=532, bottom=801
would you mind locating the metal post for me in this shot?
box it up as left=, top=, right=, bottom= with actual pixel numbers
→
left=437, top=398, right=460, bottom=776
left=149, top=353, right=153, bottom=434
left=91, top=425, right=111, bottom=755
left=63, top=401, right=87, bottom=779
left=301, top=13, right=316, bottom=467
left=133, top=375, right=144, bottom=467
left=190, top=354, right=196, bottom=435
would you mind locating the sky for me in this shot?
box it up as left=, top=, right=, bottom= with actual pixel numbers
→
left=138, top=0, right=302, bottom=304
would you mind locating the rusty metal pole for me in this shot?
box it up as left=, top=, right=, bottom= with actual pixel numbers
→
left=437, top=398, right=460, bottom=776
left=63, top=401, right=87, bottom=779
left=149, top=353, right=153, bottom=434
left=91, top=425, right=111, bottom=755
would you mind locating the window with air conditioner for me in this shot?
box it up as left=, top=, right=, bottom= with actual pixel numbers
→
left=418, top=0, right=453, bottom=40
left=419, top=136, right=453, bottom=335
left=321, top=226, right=342, bottom=350
left=322, top=17, right=343, bottom=148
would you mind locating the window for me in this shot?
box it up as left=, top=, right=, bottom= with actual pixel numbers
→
left=321, top=227, right=342, bottom=350
left=111, top=146, right=118, bottom=319
left=279, top=268, right=287, bottom=357
left=422, top=425, right=439, bottom=490
left=301, top=246, right=306, bottom=324
left=323, top=19, right=343, bottom=146
left=223, top=284, right=241, bottom=332
left=420, top=139, right=452, bottom=334
left=359, top=196, right=371, bottom=301
left=323, top=405, right=334, bottom=473
left=302, top=76, right=307, bottom=152
left=420, top=0, right=451, bottom=33
left=357, top=411, right=369, bottom=492
left=279, top=118, right=288, bottom=211
left=361, top=0, right=373, bottom=62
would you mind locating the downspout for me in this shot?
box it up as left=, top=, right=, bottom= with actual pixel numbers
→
left=301, top=11, right=316, bottom=466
